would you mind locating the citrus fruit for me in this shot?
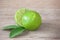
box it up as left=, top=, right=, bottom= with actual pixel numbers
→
left=3, top=8, right=42, bottom=38
left=15, top=8, right=42, bottom=30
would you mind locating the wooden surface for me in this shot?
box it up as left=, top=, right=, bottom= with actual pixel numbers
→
left=0, top=0, right=60, bottom=40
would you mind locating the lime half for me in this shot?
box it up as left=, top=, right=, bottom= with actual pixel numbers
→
left=15, top=8, right=42, bottom=30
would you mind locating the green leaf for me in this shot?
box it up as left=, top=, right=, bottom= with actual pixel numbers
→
left=10, top=27, right=25, bottom=38
left=3, top=25, right=19, bottom=30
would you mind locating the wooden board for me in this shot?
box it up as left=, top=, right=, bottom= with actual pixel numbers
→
left=0, top=0, right=60, bottom=40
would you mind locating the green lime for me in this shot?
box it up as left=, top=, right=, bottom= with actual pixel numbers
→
left=21, top=10, right=42, bottom=30
left=15, top=8, right=42, bottom=31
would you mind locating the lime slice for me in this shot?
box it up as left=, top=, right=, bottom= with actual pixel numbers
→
left=15, top=8, right=26, bottom=26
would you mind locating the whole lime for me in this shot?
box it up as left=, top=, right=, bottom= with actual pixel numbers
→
left=15, top=8, right=42, bottom=31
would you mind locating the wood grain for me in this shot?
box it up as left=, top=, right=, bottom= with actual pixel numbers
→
left=0, top=0, right=60, bottom=40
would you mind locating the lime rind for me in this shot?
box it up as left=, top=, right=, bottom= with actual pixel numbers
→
left=21, top=10, right=42, bottom=30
